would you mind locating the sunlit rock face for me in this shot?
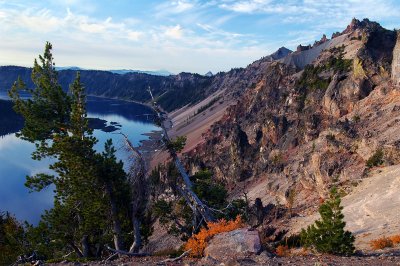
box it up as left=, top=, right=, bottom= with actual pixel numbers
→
left=392, top=31, right=400, bottom=86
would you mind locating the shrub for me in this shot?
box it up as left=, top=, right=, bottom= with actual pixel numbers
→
left=366, top=148, right=384, bottom=168
left=192, top=169, right=227, bottom=209
left=184, top=216, right=244, bottom=257
left=167, top=135, right=187, bottom=153
left=278, top=234, right=301, bottom=249
left=370, top=237, right=393, bottom=250
left=326, top=133, right=336, bottom=142
left=300, top=188, right=355, bottom=255
left=275, top=245, right=289, bottom=256
left=352, top=115, right=360, bottom=123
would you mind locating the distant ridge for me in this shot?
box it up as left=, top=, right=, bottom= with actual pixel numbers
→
left=55, top=66, right=173, bottom=76
left=108, top=69, right=173, bottom=76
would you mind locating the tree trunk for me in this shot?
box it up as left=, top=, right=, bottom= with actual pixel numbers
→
left=148, top=91, right=215, bottom=223
left=81, top=235, right=91, bottom=257
left=119, top=133, right=146, bottom=254
left=129, top=216, right=142, bottom=253
left=70, top=242, right=83, bottom=258
left=105, top=182, right=125, bottom=251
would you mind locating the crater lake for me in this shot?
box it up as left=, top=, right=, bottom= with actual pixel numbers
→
left=0, top=91, right=159, bottom=224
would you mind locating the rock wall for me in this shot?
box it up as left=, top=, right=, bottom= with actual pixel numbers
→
left=392, top=31, right=400, bottom=86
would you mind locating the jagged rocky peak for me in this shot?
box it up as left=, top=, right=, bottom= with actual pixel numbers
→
left=331, top=31, right=341, bottom=39
left=270, top=47, right=292, bottom=60
left=313, top=34, right=329, bottom=46
left=342, top=18, right=382, bottom=34
left=296, top=44, right=311, bottom=52
left=205, top=71, right=213, bottom=77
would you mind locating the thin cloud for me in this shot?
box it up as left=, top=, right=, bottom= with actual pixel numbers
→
left=0, top=0, right=400, bottom=73
left=154, top=0, right=196, bottom=17
left=164, top=24, right=184, bottom=39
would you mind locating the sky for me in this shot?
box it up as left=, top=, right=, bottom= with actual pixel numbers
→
left=0, top=0, right=400, bottom=74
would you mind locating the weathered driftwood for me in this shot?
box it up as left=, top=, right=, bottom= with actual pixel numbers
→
left=157, top=249, right=191, bottom=265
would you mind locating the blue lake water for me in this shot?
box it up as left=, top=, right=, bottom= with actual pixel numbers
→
left=0, top=92, right=158, bottom=223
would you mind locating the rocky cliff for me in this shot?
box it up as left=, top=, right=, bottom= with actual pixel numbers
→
left=181, top=19, right=400, bottom=214
left=392, top=30, right=400, bottom=86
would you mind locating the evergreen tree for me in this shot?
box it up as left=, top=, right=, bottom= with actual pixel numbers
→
left=9, top=42, right=70, bottom=159
left=96, top=139, right=131, bottom=251
left=9, top=43, right=132, bottom=258
left=300, top=187, right=355, bottom=255
left=0, top=212, right=26, bottom=265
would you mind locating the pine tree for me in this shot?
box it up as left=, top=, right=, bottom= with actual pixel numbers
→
left=9, top=42, right=70, bottom=157
left=0, top=212, right=26, bottom=265
left=9, top=43, right=132, bottom=258
left=300, top=187, right=355, bottom=255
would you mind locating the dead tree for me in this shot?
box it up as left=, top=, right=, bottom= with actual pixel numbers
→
left=148, top=88, right=215, bottom=223
left=119, top=133, right=148, bottom=253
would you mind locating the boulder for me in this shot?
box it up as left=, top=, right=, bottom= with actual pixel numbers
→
left=204, top=228, right=261, bottom=261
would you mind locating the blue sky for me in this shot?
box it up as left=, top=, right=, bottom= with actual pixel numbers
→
left=0, top=0, right=400, bottom=74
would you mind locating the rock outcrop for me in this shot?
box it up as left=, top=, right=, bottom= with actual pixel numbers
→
left=296, top=44, right=311, bottom=52
left=204, top=228, right=261, bottom=261
left=392, top=31, right=400, bottom=86
left=183, top=18, right=400, bottom=220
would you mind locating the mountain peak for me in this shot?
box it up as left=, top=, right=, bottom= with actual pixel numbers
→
left=342, top=18, right=382, bottom=34
left=270, top=47, right=292, bottom=60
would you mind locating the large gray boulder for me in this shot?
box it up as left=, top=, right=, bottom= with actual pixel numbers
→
left=204, top=228, right=261, bottom=261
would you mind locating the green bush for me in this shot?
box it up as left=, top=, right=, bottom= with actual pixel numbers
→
left=192, top=170, right=227, bottom=208
left=167, top=136, right=187, bottom=153
left=366, top=148, right=384, bottom=168
left=277, top=234, right=301, bottom=249
left=300, top=188, right=355, bottom=255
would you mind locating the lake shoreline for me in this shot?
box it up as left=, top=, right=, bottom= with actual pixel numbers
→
left=0, top=94, right=159, bottom=223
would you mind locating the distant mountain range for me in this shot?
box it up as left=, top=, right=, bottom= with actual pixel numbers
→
left=55, top=66, right=173, bottom=76
left=0, top=45, right=298, bottom=112
left=108, top=69, right=173, bottom=76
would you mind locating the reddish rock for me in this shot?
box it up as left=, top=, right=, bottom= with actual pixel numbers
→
left=314, top=34, right=329, bottom=46
left=204, top=228, right=261, bottom=261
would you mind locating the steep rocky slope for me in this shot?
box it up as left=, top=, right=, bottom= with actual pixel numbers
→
left=290, top=165, right=400, bottom=250
left=182, top=18, right=400, bottom=219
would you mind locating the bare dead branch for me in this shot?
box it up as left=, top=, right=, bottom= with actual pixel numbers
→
left=103, top=252, right=118, bottom=263
left=157, top=249, right=191, bottom=265
left=147, top=87, right=215, bottom=223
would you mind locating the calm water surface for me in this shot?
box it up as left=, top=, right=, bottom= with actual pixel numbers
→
left=0, top=92, right=158, bottom=223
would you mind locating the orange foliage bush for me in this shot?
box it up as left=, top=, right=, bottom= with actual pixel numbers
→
left=370, top=237, right=393, bottom=250
left=184, top=216, right=244, bottom=257
left=275, top=245, right=289, bottom=257
left=390, top=235, right=400, bottom=245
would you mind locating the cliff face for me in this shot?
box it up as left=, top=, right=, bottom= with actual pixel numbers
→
left=183, top=19, right=400, bottom=210
left=392, top=31, right=400, bottom=86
